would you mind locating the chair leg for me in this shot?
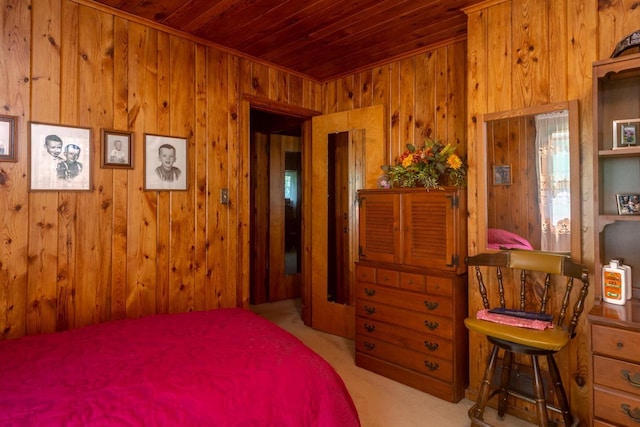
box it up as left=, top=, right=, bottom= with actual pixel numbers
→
left=547, top=354, right=573, bottom=426
left=497, top=350, right=513, bottom=417
left=531, top=355, right=550, bottom=427
left=469, top=344, right=500, bottom=424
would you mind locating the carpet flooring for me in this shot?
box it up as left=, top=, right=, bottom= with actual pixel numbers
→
left=251, top=299, right=535, bottom=427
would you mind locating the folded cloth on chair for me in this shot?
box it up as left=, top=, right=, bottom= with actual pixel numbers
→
left=476, top=309, right=553, bottom=330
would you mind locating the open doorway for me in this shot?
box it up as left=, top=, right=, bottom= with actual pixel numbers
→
left=249, top=109, right=304, bottom=305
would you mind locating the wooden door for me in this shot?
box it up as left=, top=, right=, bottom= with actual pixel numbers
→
left=309, top=105, right=385, bottom=339
left=358, top=191, right=401, bottom=264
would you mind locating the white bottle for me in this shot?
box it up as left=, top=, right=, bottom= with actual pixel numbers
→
left=614, top=259, right=633, bottom=300
left=602, top=259, right=627, bottom=305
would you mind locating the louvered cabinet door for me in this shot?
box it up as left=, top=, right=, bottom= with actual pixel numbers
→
left=358, top=192, right=401, bottom=263
left=402, top=189, right=466, bottom=274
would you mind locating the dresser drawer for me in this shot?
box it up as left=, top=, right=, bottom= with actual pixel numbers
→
left=426, top=275, right=453, bottom=297
left=355, top=317, right=452, bottom=360
left=592, top=324, right=640, bottom=363
left=355, top=264, right=375, bottom=283
left=356, top=282, right=452, bottom=318
left=594, top=355, right=640, bottom=397
left=400, top=272, right=425, bottom=292
left=594, top=385, right=640, bottom=426
left=356, top=336, right=452, bottom=382
left=376, top=268, right=400, bottom=287
left=356, top=300, right=452, bottom=339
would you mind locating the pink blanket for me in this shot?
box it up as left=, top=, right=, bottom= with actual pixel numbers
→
left=0, top=309, right=360, bottom=426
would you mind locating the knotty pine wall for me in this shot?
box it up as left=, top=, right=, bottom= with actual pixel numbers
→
left=464, top=0, right=638, bottom=424
left=0, top=0, right=321, bottom=339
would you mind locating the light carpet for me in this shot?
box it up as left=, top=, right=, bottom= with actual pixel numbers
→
left=251, top=299, right=535, bottom=427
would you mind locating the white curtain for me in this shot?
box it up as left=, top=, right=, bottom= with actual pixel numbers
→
left=535, top=111, right=571, bottom=252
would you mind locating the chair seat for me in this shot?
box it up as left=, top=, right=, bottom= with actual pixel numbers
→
left=464, top=317, right=570, bottom=352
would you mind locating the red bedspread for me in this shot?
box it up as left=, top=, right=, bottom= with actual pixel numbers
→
left=0, top=309, right=360, bottom=426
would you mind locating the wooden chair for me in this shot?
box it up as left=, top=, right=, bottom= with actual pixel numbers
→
left=465, top=250, right=589, bottom=427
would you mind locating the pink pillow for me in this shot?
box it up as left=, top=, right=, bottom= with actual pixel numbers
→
left=488, top=228, right=534, bottom=250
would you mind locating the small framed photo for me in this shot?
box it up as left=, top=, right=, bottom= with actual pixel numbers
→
left=29, top=122, right=91, bottom=191
left=616, top=193, right=640, bottom=215
left=613, top=119, right=640, bottom=148
left=0, top=115, right=18, bottom=162
left=101, top=129, right=133, bottom=169
left=144, top=133, right=188, bottom=191
left=493, top=164, right=512, bottom=186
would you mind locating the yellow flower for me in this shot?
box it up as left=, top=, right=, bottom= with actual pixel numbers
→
left=402, top=155, right=414, bottom=167
left=447, top=154, right=462, bottom=170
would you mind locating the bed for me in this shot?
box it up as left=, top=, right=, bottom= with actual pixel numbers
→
left=0, top=308, right=360, bottom=426
left=487, top=228, right=534, bottom=250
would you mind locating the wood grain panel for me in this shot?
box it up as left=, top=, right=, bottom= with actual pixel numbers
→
left=0, top=0, right=30, bottom=340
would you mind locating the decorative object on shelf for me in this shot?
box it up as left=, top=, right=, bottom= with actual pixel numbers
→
left=613, top=118, right=640, bottom=148
left=382, top=137, right=466, bottom=189
left=493, top=164, right=512, bottom=186
left=615, top=193, right=640, bottom=215
left=376, top=166, right=392, bottom=188
left=611, top=29, right=640, bottom=58
left=28, top=121, right=92, bottom=191
left=0, top=114, right=17, bottom=162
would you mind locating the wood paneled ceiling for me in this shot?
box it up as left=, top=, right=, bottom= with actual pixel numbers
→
left=89, top=0, right=484, bottom=82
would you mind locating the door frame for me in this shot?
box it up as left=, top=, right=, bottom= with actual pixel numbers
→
left=240, top=95, right=320, bottom=325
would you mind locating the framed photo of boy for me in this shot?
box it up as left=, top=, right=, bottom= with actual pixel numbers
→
left=613, top=119, right=640, bottom=148
left=493, top=164, right=512, bottom=186
left=0, top=115, right=18, bottom=162
left=143, top=134, right=187, bottom=191
left=28, top=122, right=92, bottom=191
left=101, top=129, right=133, bottom=169
left=616, top=193, right=640, bottom=215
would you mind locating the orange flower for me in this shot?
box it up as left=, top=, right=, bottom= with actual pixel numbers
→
left=447, top=154, right=462, bottom=170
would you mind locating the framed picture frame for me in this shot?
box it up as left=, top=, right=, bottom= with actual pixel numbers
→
left=616, top=193, right=640, bottom=215
left=28, top=122, right=92, bottom=191
left=0, top=115, right=18, bottom=162
left=143, top=133, right=188, bottom=191
left=493, top=164, right=512, bottom=186
left=101, top=129, right=133, bottom=169
left=613, top=119, right=640, bottom=149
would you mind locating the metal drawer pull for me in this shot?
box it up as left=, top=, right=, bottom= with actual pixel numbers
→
left=424, top=361, right=439, bottom=371
left=364, top=341, right=376, bottom=351
left=424, top=300, right=439, bottom=311
left=364, top=288, right=376, bottom=296
left=424, top=320, right=439, bottom=330
left=622, top=370, right=640, bottom=388
left=424, top=341, right=439, bottom=352
left=364, top=323, right=376, bottom=333
left=364, top=305, right=376, bottom=315
left=621, top=404, right=640, bottom=423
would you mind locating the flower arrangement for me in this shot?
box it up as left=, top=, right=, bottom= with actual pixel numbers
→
left=382, top=138, right=466, bottom=189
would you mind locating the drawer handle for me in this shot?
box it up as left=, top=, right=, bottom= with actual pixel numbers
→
left=424, top=320, right=439, bottom=330
left=364, top=323, right=376, bottom=333
left=621, top=404, right=640, bottom=423
left=424, top=300, right=439, bottom=311
left=424, top=361, right=439, bottom=371
left=364, top=341, right=376, bottom=351
left=364, top=305, right=376, bottom=315
left=364, top=288, right=376, bottom=297
left=618, top=341, right=624, bottom=348
left=622, top=370, right=640, bottom=388
left=424, top=341, right=439, bottom=352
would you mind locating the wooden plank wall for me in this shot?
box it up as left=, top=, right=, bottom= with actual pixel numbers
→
left=465, top=0, right=640, bottom=424
left=322, top=41, right=468, bottom=167
left=0, top=0, right=321, bottom=339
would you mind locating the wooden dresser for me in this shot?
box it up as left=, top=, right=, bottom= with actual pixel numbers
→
left=589, top=300, right=640, bottom=426
left=355, top=188, right=468, bottom=402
